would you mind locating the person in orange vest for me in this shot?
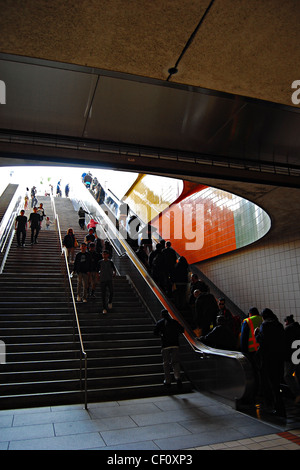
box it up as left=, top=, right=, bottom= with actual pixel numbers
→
left=241, top=307, right=262, bottom=356
left=240, top=307, right=263, bottom=402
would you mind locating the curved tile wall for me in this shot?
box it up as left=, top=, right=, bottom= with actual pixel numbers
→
left=124, top=174, right=271, bottom=264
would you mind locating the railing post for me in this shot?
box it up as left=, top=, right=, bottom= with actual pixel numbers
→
left=84, top=353, right=88, bottom=410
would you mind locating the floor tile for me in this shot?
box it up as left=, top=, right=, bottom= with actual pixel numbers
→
left=1, top=391, right=299, bottom=451
left=104, top=440, right=161, bottom=451
left=54, top=415, right=137, bottom=436
left=89, top=402, right=160, bottom=419
left=130, top=408, right=207, bottom=427
left=0, top=415, right=13, bottom=428
left=12, top=409, right=89, bottom=426
left=8, top=432, right=106, bottom=450
left=100, top=422, right=190, bottom=446
left=155, top=428, right=243, bottom=450
left=0, top=423, right=54, bottom=443
left=0, top=442, right=9, bottom=450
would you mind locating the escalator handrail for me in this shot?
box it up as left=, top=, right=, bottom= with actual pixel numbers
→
left=77, top=183, right=255, bottom=401
left=81, top=187, right=247, bottom=360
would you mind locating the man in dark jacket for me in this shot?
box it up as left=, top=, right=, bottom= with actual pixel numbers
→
left=255, top=308, right=285, bottom=416
left=162, top=241, right=177, bottom=295
left=73, top=243, right=91, bottom=302
left=188, top=274, right=206, bottom=305
left=154, top=310, right=184, bottom=388
left=78, top=206, right=89, bottom=230
left=193, top=285, right=219, bottom=336
left=149, top=243, right=165, bottom=288
left=87, top=242, right=101, bottom=298
left=15, top=209, right=27, bottom=246
left=29, top=206, right=41, bottom=244
left=200, top=315, right=237, bottom=350
left=98, top=250, right=116, bottom=314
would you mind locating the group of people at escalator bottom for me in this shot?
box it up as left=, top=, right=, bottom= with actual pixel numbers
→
left=154, top=271, right=300, bottom=417
left=62, top=214, right=300, bottom=417
left=137, top=240, right=300, bottom=417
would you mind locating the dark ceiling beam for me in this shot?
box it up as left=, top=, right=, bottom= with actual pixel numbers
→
left=0, top=141, right=299, bottom=189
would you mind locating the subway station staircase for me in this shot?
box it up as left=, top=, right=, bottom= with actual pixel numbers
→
left=0, top=195, right=191, bottom=410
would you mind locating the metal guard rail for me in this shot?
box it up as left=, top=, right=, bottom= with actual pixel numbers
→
left=50, top=195, right=88, bottom=409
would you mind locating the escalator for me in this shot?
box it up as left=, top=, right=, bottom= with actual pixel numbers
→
left=77, top=181, right=255, bottom=409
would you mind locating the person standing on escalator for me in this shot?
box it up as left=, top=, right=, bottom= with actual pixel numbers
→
left=193, top=282, right=219, bottom=336
left=255, top=308, right=286, bottom=417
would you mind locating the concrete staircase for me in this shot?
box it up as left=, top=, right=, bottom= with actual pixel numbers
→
left=0, top=196, right=191, bottom=410
left=0, top=196, right=85, bottom=409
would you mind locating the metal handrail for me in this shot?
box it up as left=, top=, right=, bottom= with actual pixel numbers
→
left=50, top=195, right=88, bottom=409
left=78, top=181, right=246, bottom=355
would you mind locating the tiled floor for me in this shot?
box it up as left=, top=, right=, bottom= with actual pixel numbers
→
left=1, top=391, right=300, bottom=450
left=191, top=431, right=300, bottom=450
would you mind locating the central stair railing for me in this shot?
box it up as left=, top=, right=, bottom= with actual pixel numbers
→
left=50, top=195, right=88, bottom=409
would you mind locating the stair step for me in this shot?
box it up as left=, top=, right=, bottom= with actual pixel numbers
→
left=0, top=380, right=193, bottom=410
left=1, top=371, right=166, bottom=394
left=0, top=363, right=162, bottom=383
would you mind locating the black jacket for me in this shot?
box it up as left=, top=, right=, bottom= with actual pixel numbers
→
left=162, top=247, right=177, bottom=270
left=154, top=317, right=184, bottom=349
left=29, top=212, right=41, bottom=228
left=74, top=251, right=91, bottom=273
left=89, top=251, right=101, bottom=272
left=63, top=233, right=76, bottom=248
left=255, top=319, right=285, bottom=358
left=195, top=293, right=219, bottom=335
left=200, top=324, right=237, bottom=351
